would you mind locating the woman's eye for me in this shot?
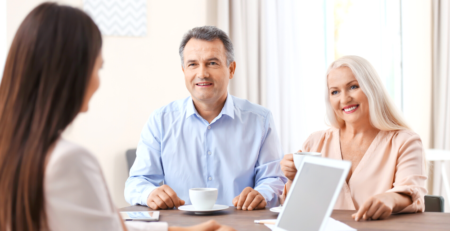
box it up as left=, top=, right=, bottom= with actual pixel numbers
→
left=350, top=85, right=359, bottom=89
left=331, top=91, right=338, bottom=95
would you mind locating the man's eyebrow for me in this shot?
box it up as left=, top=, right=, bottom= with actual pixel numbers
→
left=186, top=59, right=197, bottom=63
left=206, top=57, right=221, bottom=62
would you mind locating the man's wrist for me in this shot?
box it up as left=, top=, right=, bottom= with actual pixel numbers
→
left=141, top=186, right=157, bottom=206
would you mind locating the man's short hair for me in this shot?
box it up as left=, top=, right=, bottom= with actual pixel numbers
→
left=179, top=26, right=234, bottom=67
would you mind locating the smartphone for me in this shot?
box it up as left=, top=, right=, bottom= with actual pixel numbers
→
left=120, top=211, right=160, bottom=221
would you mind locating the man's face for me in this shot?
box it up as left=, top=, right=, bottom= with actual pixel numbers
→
left=182, top=38, right=235, bottom=104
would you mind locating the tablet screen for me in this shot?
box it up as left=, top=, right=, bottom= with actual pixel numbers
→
left=277, top=163, right=344, bottom=231
left=120, top=211, right=160, bottom=221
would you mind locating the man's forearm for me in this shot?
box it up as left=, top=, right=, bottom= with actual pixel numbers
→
left=254, top=177, right=286, bottom=207
left=124, top=177, right=159, bottom=206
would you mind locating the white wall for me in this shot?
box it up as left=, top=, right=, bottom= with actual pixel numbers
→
left=0, top=0, right=6, bottom=80
left=7, top=0, right=214, bottom=207
left=401, top=0, right=432, bottom=148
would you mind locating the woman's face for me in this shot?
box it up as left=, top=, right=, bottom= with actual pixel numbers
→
left=327, top=66, right=370, bottom=126
left=80, top=51, right=103, bottom=112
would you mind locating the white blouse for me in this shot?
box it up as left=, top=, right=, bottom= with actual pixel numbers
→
left=45, top=138, right=168, bottom=231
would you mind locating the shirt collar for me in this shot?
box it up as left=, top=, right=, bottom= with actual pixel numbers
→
left=220, top=94, right=235, bottom=119
left=185, top=94, right=235, bottom=120
left=185, top=97, right=197, bottom=118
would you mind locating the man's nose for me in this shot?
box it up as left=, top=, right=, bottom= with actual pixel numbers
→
left=197, top=64, right=210, bottom=78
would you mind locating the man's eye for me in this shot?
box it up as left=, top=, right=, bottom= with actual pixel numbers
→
left=188, top=63, right=196, bottom=67
left=331, top=91, right=338, bottom=95
left=210, top=62, right=217, bottom=65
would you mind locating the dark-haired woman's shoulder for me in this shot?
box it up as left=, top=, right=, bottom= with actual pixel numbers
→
left=45, top=138, right=122, bottom=231
left=48, top=139, right=97, bottom=164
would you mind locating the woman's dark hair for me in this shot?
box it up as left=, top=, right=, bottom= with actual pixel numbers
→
left=0, top=2, right=102, bottom=230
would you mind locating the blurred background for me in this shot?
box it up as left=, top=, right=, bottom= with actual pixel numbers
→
left=1, top=0, right=448, bottom=211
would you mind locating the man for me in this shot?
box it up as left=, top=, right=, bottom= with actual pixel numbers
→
left=125, top=26, right=286, bottom=211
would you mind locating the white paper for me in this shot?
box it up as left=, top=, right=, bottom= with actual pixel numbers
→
left=263, top=218, right=356, bottom=231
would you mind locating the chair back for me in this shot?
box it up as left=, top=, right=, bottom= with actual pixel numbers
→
left=424, top=195, right=444, bottom=212
left=125, top=149, right=137, bottom=174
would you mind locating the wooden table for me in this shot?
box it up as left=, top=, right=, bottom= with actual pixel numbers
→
left=120, top=205, right=450, bottom=230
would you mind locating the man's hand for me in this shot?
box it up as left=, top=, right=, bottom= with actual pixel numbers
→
left=232, top=187, right=266, bottom=211
left=169, top=220, right=236, bottom=231
left=147, top=185, right=185, bottom=210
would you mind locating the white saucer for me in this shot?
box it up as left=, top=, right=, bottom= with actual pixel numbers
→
left=178, top=204, right=229, bottom=214
left=270, top=206, right=282, bottom=213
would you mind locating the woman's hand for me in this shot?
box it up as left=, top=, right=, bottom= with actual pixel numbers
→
left=352, top=193, right=396, bottom=221
left=352, top=192, right=413, bottom=221
left=169, top=220, right=236, bottom=231
left=280, top=150, right=302, bottom=181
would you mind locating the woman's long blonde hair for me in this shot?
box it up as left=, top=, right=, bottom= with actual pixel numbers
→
left=325, top=55, right=410, bottom=131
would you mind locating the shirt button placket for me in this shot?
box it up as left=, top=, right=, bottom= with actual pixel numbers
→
left=206, top=125, right=212, bottom=185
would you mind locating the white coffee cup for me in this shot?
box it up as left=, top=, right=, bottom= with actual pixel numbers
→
left=293, top=152, right=321, bottom=170
left=189, top=188, right=218, bottom=210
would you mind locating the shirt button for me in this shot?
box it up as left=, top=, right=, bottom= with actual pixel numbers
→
left=208, top=151, right=211, bottom=155
left=208, top=177, right=212, bottom=181
left=207, top=126, right=211, bottom=129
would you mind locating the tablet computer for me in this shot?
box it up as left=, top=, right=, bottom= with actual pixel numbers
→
left=275, top=156, right=351, bottom=231
left=120, top=211, right=160, bottom=221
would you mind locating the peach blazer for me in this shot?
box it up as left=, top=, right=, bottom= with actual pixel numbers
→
left=281, top=127, right=427, bottom=213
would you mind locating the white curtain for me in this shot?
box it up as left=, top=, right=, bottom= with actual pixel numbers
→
left=218, top=0, right=329, bottom=153
left=432, top=0, right=450, bottom=211
left=218, top=0, right=266, bottom=105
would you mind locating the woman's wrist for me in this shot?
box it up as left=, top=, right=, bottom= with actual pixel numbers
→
left=168, top=227, right=185, bottom=231
left=286, top=179, right=293, bottom=187
left=285, top=180, right=293, bottom=194
left=391, top=192, right=413, bottom=213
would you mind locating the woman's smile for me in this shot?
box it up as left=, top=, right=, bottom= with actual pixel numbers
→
left=342, top=104, right=359, bottom=114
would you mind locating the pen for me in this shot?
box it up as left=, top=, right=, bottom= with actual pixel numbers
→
left=254, top=220, right=276, bottom=225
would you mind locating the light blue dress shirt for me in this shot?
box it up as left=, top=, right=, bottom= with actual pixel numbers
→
left=125, top=94, right=287, bottom=207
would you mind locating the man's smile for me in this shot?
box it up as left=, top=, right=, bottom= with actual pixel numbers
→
left=196, top=82, right=213, bottom=87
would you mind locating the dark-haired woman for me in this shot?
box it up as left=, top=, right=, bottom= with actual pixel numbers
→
left=0, top=3, right=234, bottom=231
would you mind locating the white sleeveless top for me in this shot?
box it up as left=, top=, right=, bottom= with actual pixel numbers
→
left=45, top=138, right=168, bottom=231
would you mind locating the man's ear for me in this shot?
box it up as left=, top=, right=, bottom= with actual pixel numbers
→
left=228, top=61, right=236, bottom=80
left=181, top=65, right=185, bottom=73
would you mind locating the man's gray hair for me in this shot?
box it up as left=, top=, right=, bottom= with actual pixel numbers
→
left=179, top=26, right=234, bottom=67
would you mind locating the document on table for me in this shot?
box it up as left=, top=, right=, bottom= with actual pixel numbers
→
left=263, top=217, right=356, bottom=231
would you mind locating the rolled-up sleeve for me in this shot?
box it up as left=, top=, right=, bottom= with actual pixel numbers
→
left=254, top=111, right=288, bottom=208
left=124, top=112, right=165, bottom=206
left=386, top=133, right=427, bottom=213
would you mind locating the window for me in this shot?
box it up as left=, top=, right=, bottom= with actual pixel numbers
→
left=332, top=0, right=403, bottom=109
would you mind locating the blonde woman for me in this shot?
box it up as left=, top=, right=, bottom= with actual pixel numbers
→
left=280, top=55, right=427, bottom=221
